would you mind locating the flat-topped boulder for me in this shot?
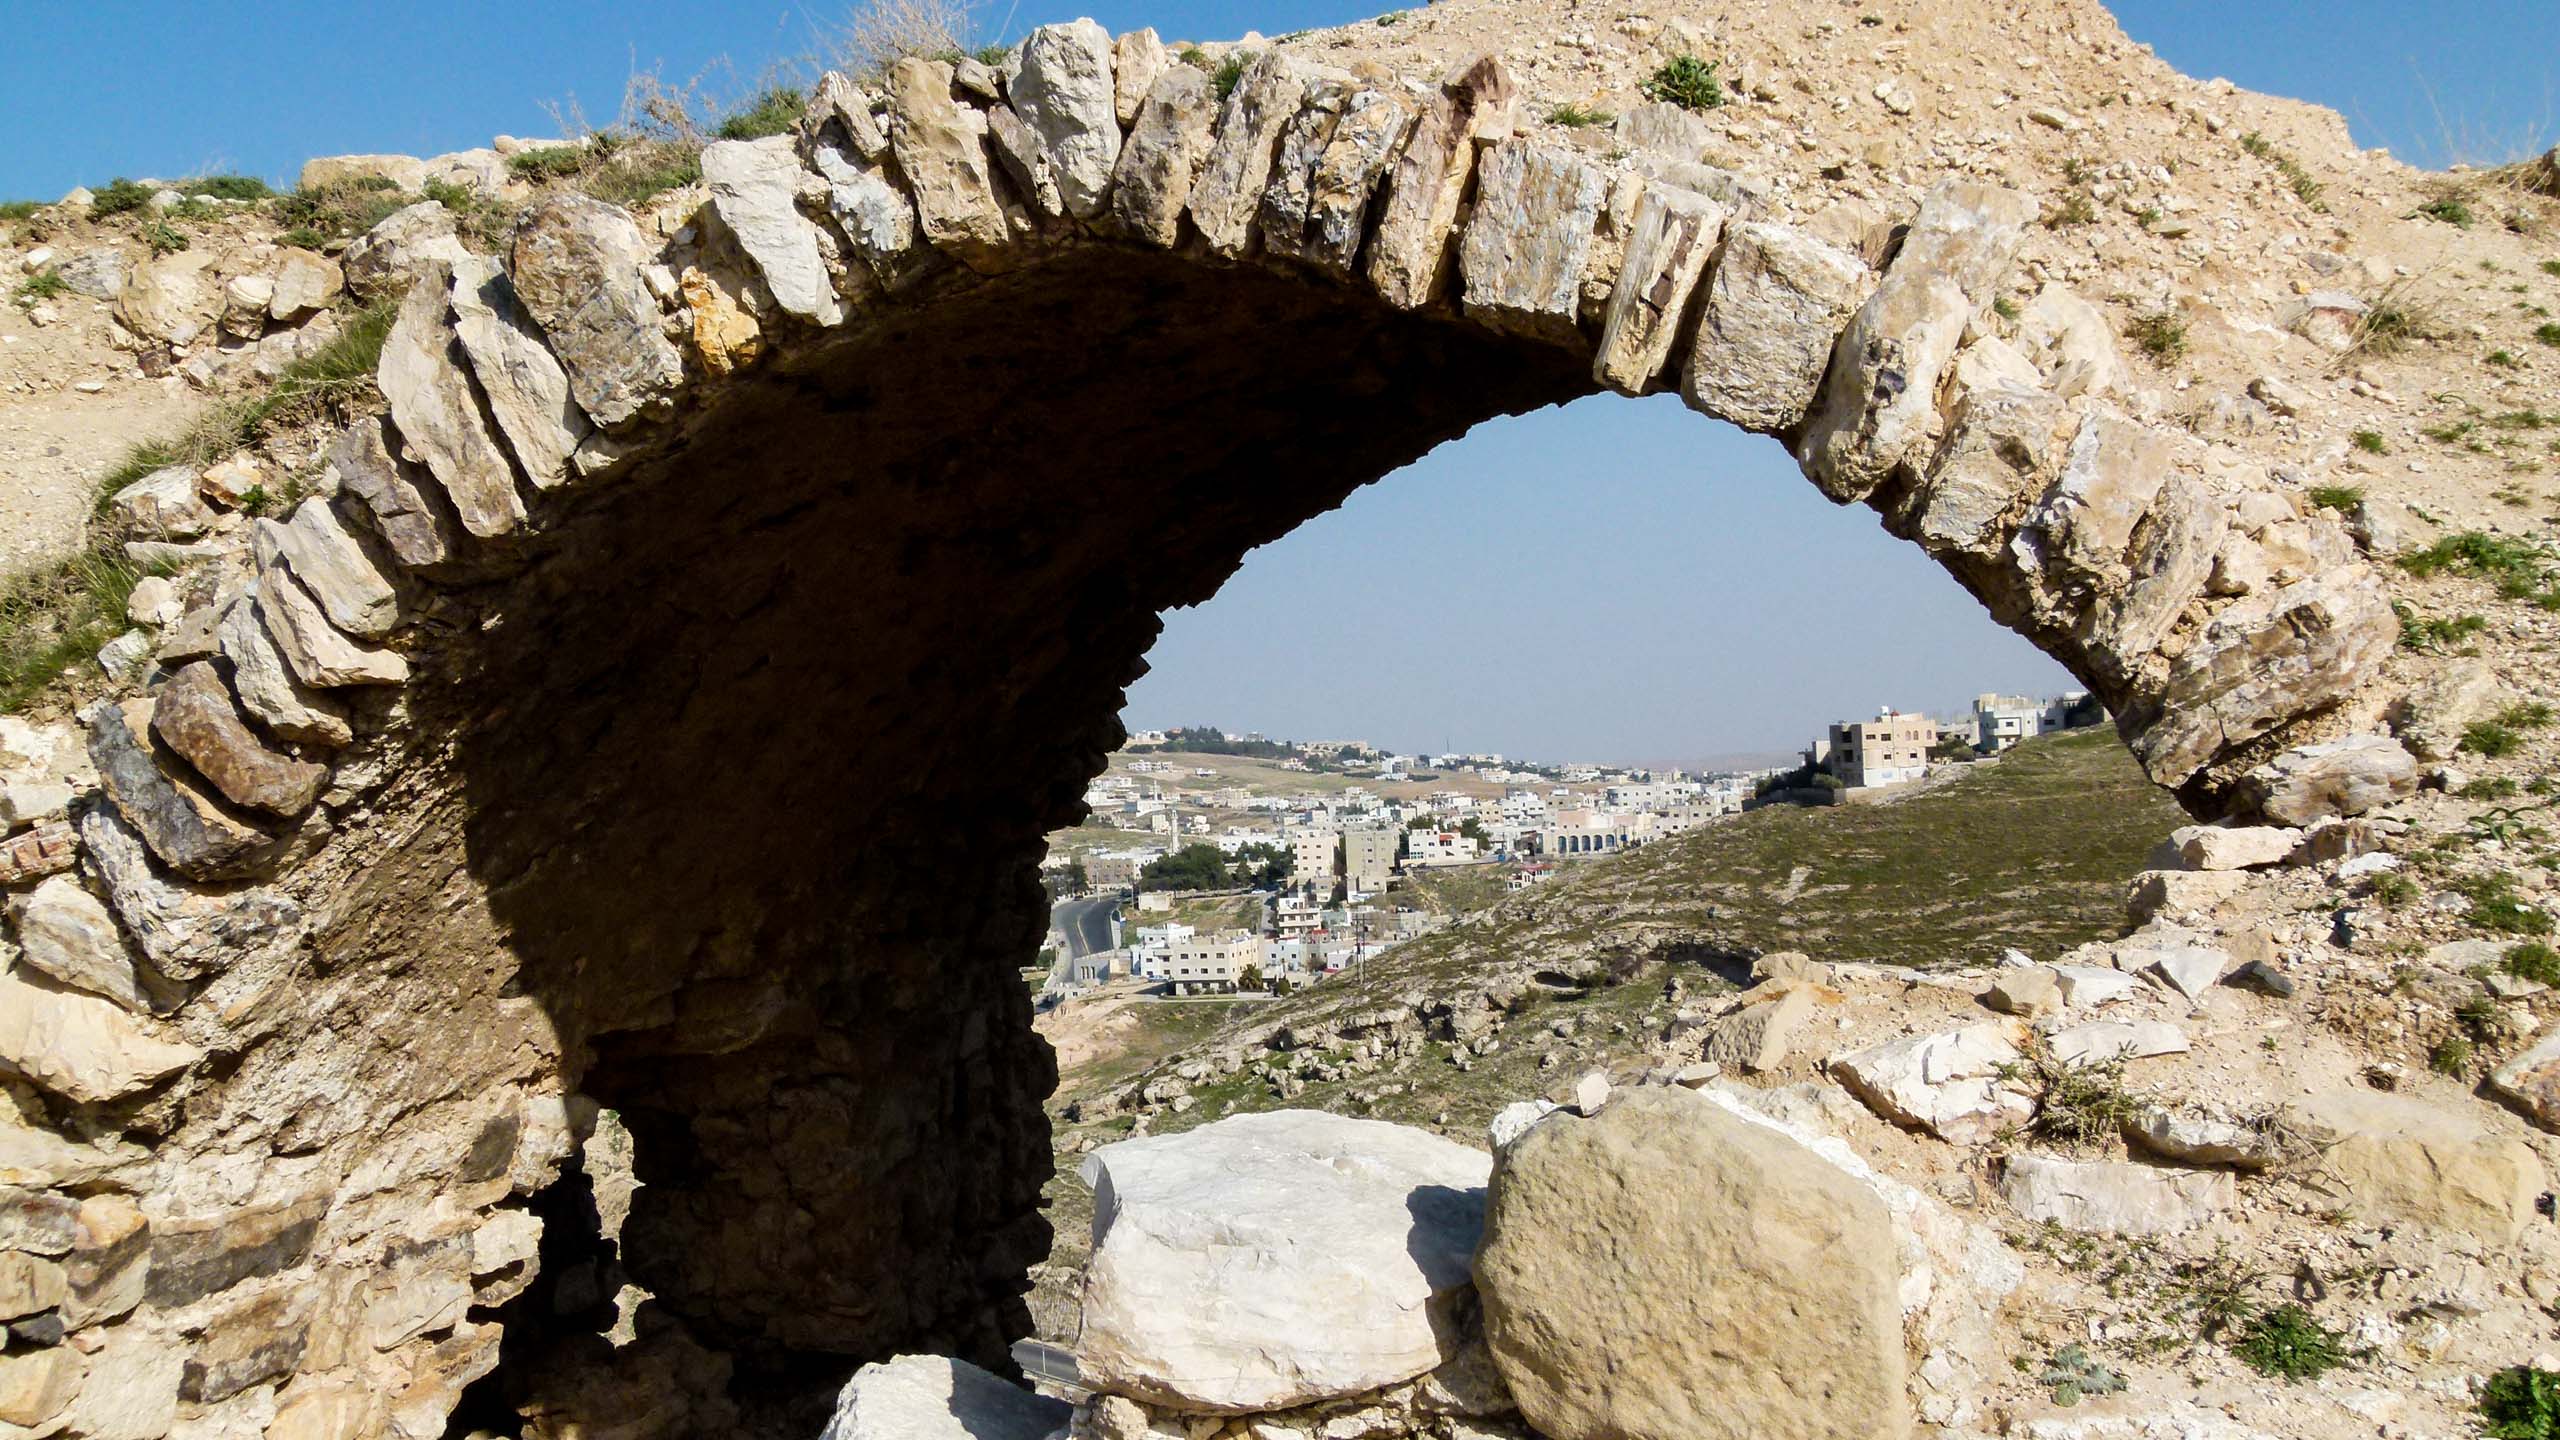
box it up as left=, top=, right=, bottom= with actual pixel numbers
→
left=1076, top=1110, right=1491, bottom=1413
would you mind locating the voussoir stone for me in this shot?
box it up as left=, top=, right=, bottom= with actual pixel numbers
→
left=2135, top=576, right=2400, bottom=789
left=1260, top=81, right=1417, bottom=279
left=1112, top=29, right=1167, bottom=128
left=341, top=201, right=468, bottom=303
left=83, top=698, right=278, bottom=882
left=810, top=116, right=932, bottom=290
left=1110, top=65, right=1218, bottom=247
left=1007, top=20, right=1122, bottom=221
left=889, top=58, right=1024, bottom=274
left=1459, top=140, right=1608, bottom=345
left=329, top=414, right=458, bottom=572
left=449, top=256, right=589, bottom=488
left=1595, top=183, right=1727, bottom=395
left=1076, top=1109, right=1491, bottom=1412
left=216, top=596, right=351, bottom=749
left=1683, top=220, right=1869, bottom=431
left=510, top=194, right=687, bottom=428
left=380, top=258, right=527, bottom=539
left=255, top=563, right=409, bottom=689
left=1368, top=54, right=1515, bottom=310
left=75, top=801, right=299, bottom=982
left=819, top=1354, right=1070, bottom=1440
left=10, top=874, right=153, bottom=1013
left=151, top=661, right=328, bottom=818
left=255, top=501, right=399, bottom=638
left=1799, top=181, right=2038, bottom=502
left=1188, top=53, right=1331, bottom=257
left=703, top=135, right=846, bottom=326
left=1475, top=1086, right=1909, bottom=1440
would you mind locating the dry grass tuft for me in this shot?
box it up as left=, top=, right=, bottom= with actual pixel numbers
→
left=832, top=0, right=982, bottom=80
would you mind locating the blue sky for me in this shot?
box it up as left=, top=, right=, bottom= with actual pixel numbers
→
left=4, top=2, right=2550, bottom=763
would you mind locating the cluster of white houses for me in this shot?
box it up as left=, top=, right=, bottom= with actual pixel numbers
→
left=1803, top=691, right=2102, bottom=792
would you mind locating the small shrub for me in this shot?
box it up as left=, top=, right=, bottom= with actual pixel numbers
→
left=1375, top=9, right=1406, bottom=24
left=140, top=219, right=186, bottom=255
left=2491, top=349, right=2523, bottom=369
left=1992, top=295, right=2021, bottom=322
left=2468, top=721, right=2523, bottom=757
left=2431, top=1036, right=2474, bottom=1076
left=2416, top=194, right=2476, bottom=228
left=2461, top=777, right=2522, bottom=800
left=1213, top=54, right=1249, bottom=101
left=421, top=179, right=475, bottom=211
left=0, top=548, right=155, bottom=714
left=2538, top=322, right=2560, bottom=348
left=2349, top=290, right=2438, bottom=360
left=2352, top=429, right=2387, bottom=454
left=507, top=146, right=590, bottom=182
left=2046, top=191, right=2098, bottom=228
left=2369, top=872, right=2420, bottom=906
left=2461, top=873, right=2555, bottom=936
left=577, top=141, right=703, bottom=207
left=2481, top=1365, right=2560, bottom=1440
left=0, top=199, right=40, bottom=221
left=2233, top=1304, right=2348, bottom=1381
left=181, top=174, right=273, bottom=201
left=2011, top=1046, right=2143, bottom=1146
left=1641, top=53, right=1726, bottom=111
left=2506, top=941, right=2560, bottom=986
left=278, top=226, right=326, bottom=250
left=88, top=177, right=154, bottom=217
left=2395, top=604, right=2485, bottom=651
left=2127, top=309, right=2187, bottom=362
left=715, top=86, right=807, bottom=140
left=1178, top=47, right=1212, bottom=72
left=2308, top=484, right=2364, bottom=511
left=2037, top=1344, right=2124, bottom=1407
left=1545, top=103, right=1615, bottom=128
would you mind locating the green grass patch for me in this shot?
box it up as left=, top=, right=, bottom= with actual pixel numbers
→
left=0, top=200, right=41, bottom=221
left=1213, top=54, right=1249, bottom=101
left=2046, top=190, right=2098, bottom=228
left=2460, top=872, right=2554, bottom=936
left=2467, top=701, right=2556, bottom=757
left=508, top=146, right=590, bottom=182
left=2352, top=429, right=2387, bottom=454
left=2394, top=603, right=2486, bottom=651
left=270, top=179, right=412, bottom=245
left=13, top=269, right=66, bottom=307
left=2238, top=132, right=2326, bottom=210
left=1545, top=103, right=1615, bottom=128
left=2232, top=1304, right=2349, bottom=1381
left=2416, top=194, right=2475, bottom=228
left=0, top=549, right=158, bottom=714
left=2482, top=1366, right=2560, bottom=1440
left=2398, top=531, right=2560, bottom=608
left=2506, top=941, right=2560, bottom=986
left=1641, top=53, right=1725, bottom=111
left=2307, top=484, right=2364, bottom=511
left=2430, top=1036, right=2474, bottom=1076
left=715, top=86, right=808, bottom=141
left=2538, top=322, right=2560, bottom=348
left=180, top=174, right=274, bottom=202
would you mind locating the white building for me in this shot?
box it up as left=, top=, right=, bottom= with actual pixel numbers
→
left=1342, top=826, right=1398, bottom=896
left=1168, top=930, right=1259, bottom=994
left=1289, top=831, right=1338, bottom=895
left=1403, top=829, right=1483, bottom=867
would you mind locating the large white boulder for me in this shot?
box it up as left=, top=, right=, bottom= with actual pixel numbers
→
left=1998, top=1154, right=2232, bottom=1237
left=1829, top=1020, right=2034, bottom=1143
left=1076, top=1110, right=1491, bottom=1413
left=819, top=1354, right=1068, bottom=1440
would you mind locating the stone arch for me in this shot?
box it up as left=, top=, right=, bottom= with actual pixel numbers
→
left=10, top=26, right=2397, bottom=1438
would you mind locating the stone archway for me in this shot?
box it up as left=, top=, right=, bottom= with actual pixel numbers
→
left=6, top=25, right=2395, bottom=1438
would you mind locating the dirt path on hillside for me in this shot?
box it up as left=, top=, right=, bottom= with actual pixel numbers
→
left=0, top=297, right=199, bottom=579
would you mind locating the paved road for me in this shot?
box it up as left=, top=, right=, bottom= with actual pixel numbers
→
left=1046, top=896, right=1119, bottom=994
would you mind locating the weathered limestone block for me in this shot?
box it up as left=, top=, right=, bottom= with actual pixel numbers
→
left=268, top=247, right=344, bottom=321
left=1799, top=182, right=2039, bottom=502
left=0, top=1187, right=78, bottom=1253
left=117, top=253, right=218, bottom=345
left=1007, top=20, right=1121, bottom=220
left=1998, top=1155, right=2231, bottom=1237
left=0, top=1252, right=66, bottom=1320
left=217, top=597, right=352, bottom=750
left=2045, top=1019, right=2190, bottom=1067
left=255, top=501, right=400, bottom=638
left=2134, top=575, right=2401, bottom=788
left=2284, top=1090, right=2541, bottom=1243
left=143, top=1195, right=326, bottom=1310
left=1476, top=1087, right=1908, bottom=1440
left=2164, top=824, right=2301, bottom=871
left=2126, top=1106, right=2285, bottom=1170
left=2008, top=405, right=2174, bottom=622
left=807, top=70, right=891, bottom=163
left=2016, top=283, right=2124, bottom=400
left=0, top=964, right=200, bottom=1105
left=1681, top=220, right=1869, bottom=431
left=0, top=718, right=92, bottom=832
left=1984, top=967, right=2061, bottom=1019
left=986, top=102, right=1066, bottom=219
left=1113, top=29, right=1167, bottom=127
left=109, top=464, right=216, bottom=541
left=151, top=662, right=328, bottom=818
left=509, top=194, right=686, bottom=428
left=1458, top=141, right=1608, bottom=345
left=889, top=58, right=1024, bottom=273
left=1701, top=984, right=1813, bottom=1071
left=703, top=135, right=847, bottom=326
left=0, top=1346, right=86, bottom=1430
left=809, top=127, right=931, bottom=289
left=341, top=201, right=469, bottom=304
left=820, top=1354, right=1070, bottom=1440
left=449, top=256, right=589, bottom=488
left=1615, top=102, right=1714, bottom=162
left=1109, top=66, right=1218, bottom=247
left=1188, top=53, right=1331, bottom=257
left=329, top=416, right=458, bottom=573
left=76, top=801, right=299, bottom=981
left=61, top=1195, right=147, bottom=1328
left=1368, top=55, right=1515, bottom=310
left=84, top=699, right=277, bottom=882
left=379, top=259, right=527, bottom=539
left=0, top=822, right=78, bottom=886
left=2232, top=733, right=2418, bottom=826
left=677, top=262, right=764, bottom=376
left=1829, top=1020, right=2033, bottom=1143
left=10, top=874, right=154, bottom=1012
left=2126, top=870, right=2247, bottom=926
left=185, top=1285, right=314, bottom=1404
left=2089, top=474, right=2227, bottom=686
left=1595, top=183, right=1727, bottom=394
left=63, top=1315, right=184, bottom=1440
left=256, top=564, right=409, bottom=689
left=2394, top=659, right=2510, bottom=762
left=1260, top=82, right=1417, bottom=278
left=1077, top=1109, right=1490, bottom=1412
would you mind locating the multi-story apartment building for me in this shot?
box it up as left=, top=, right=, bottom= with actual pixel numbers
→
left=1342, top=826, right=1398, bottom=895
left=1288, top=831, right=1337, bottom=895
left=1167, top=930, right=1259, bottom=994
left=1827, top=708, right=1938, bottom=789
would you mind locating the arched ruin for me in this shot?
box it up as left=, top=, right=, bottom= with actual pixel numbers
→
left=2, top=24, right=2400, bottom=1437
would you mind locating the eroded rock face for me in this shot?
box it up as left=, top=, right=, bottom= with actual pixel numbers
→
left=1476, top=1088, right=1909, bottom=1440
left=1077, top=1110, right=1490, bottom=1412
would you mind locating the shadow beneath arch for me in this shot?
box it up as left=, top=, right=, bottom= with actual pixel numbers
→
left=373, top=246, right=1597, bottom=1431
